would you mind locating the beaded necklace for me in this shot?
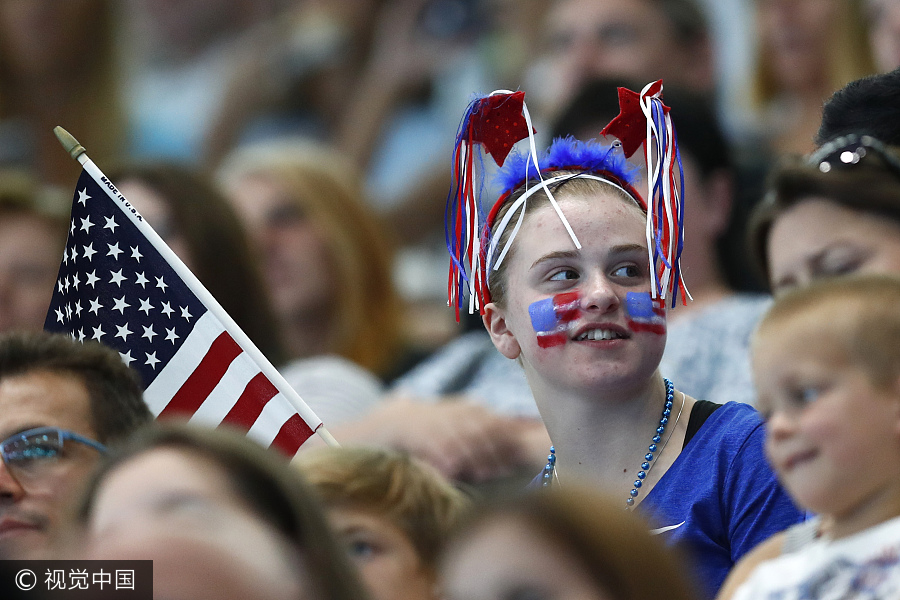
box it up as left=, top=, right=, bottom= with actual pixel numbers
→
left=540, top=378, right=685, bottom=509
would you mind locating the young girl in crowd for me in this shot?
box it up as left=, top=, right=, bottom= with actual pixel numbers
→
left=444, top=85, right=802, bottom=598
left=731, top=275, right=900, bottom=598
left=296, top=446, right=470, bottom=600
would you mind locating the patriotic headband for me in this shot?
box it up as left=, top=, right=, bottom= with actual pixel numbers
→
left=445, top=81, right=690, bottom=321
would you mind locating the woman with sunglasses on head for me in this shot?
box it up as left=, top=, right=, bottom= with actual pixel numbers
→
left=444, top=85, right=802, bottom=599
left=716, top=134, right=900, bottom=600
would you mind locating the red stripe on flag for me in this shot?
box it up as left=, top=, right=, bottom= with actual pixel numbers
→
left=158, top=332, right=242, bottom=419
left=219, top=372, right=278, bottom=430
left=269, top=413, right=315, bottom=457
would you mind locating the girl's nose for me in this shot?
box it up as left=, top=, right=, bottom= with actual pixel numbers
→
left=580, top=272, right=620, bottom=314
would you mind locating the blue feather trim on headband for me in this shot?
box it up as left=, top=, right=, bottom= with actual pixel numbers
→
left=495, top=137, right=641, bottom=200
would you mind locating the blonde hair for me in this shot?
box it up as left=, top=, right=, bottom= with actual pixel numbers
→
left=752, top=0, right=875, bottom=108
left=218, top=140, right=403, bottom=375
left=295, top=446, right=470, bottom=568
left=755, top=274, right=900, bottom=389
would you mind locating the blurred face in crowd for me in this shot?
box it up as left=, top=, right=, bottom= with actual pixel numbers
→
left=757, top=0, right=839, bottom=90
left=866, top=0, right=900, bottom=72
left=766, top=198, right=900, bottom=294
left=83, top=447, right=305, bottom=600
left=0, top=213, right=62, bottom=334
left=753, top=309, right=900, bottom=522
left=116, top=180, right=195, bottom=272
left=442, top=514, right=612, bottom=600
left=328, top=507, right=437, bottom=600
left=0, top=370, right=101, bottom=558
left=225, top=174, right=336, bottom=321
left=0, top=0, right=101, bottom=77
left=538, top=0, right=708, bottom=113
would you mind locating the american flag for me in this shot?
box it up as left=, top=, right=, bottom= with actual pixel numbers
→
left=43, top=160, right=324, bottom=456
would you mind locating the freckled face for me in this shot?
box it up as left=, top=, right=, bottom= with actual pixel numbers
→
left=487, top=191, right=665, bottom=395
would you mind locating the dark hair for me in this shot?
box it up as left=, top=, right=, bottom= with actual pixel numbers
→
left=75, top=424, right=369, bottom=600
left=551, top=77, right=732, bottom=180
left=444, top=487, right=697, bottom=600
left=817, top=67, right=900, bottom=146
left=0, top=331, right=150, bottom=443
left=651, top=0, right=709, bottom=47
left=104, top=161, right=288, bottom=366
left=748, top=144, right=900, bottom=284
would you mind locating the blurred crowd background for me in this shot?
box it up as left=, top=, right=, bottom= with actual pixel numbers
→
left=1, top=0, right=898, bottom=481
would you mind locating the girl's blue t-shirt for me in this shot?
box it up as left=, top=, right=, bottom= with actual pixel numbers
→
left=532, top=401, right=804, bottom=599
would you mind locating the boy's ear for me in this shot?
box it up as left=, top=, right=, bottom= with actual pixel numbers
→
left=483, top=302, right=521, bottom=360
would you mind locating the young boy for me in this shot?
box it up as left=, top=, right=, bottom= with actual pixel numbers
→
left=733, top=274, right=900, bottom=599
left=294, top=447, right=470, bottom=600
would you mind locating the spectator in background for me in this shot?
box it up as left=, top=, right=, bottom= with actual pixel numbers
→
left=816, top=66, right=900, bottom=146
left=0, top=171, right=68, bottom=334
left=70, top=424, right=369, bottom=600
left=107, top=161, right=383, bottom=428
left=0, top=0, right=126, bottom=185
left=751, top=0, right=875, bottom=155
left=865, top=0, right=900, bottom=72
left=526, top=0, right=714, bottom=124
left=217, top=141, right=406, bottom=380
left=296, top=446, right=470, bottom=600
left=0, top=332, right=151, bottom=558
left=441, top=487, right=698, bottom=600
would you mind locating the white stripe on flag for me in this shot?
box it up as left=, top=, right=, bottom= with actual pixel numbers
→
left=144, top=311, right=225, bottom=415
left=189, top=350, right=263, bottom=427
left=246, top=392, right=299, bottom=448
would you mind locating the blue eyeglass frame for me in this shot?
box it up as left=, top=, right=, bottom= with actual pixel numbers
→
left=0, top=426, right=107, bottom=464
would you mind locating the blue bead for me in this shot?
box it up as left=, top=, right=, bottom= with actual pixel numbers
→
left=645, top=453, right=654, bottom=461
left=657, top=426, right=665, bottom=434
left=660, top=417, right=668, bottom=426
left=633, top=480, right=642, bottom=488
left=648, top=444, right=657, bottom=452
left=641, top=462, right=650, bottom=470
left=626, top=498, right=635, bottom=506
left=652, top=435, right=661, bottom=443
left=663, top=409, right=671, bottom=417
left=630, top=489, right=639, bottom=497
left=550, top=446, right=555, bottom=452
left=637, top=471, right=646, bottom=479
left=666, top=401, right=673, bottom=409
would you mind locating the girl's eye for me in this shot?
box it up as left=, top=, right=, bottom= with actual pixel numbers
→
left=549, top=269, right=579, bottom=281
left=611, top=264, right=640, bottom=278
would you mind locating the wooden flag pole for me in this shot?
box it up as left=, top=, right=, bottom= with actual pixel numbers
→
left=53, top=126, right=340, bottom=451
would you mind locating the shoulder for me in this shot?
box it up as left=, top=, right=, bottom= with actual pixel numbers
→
left=692, top=401, right=765, bottom=449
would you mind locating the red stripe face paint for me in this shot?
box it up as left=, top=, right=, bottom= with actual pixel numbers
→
left=625, top=292, right=666, bottom=335
left=529, top=291, right=581, bottom=348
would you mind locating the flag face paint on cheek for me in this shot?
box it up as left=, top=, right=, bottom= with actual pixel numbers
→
left=625, top=292, right=666, bottom=335
left=529, top=291, right=581, bottom=348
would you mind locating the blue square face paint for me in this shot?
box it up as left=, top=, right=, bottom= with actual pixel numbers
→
left=625, top=292, right=655, bottom=319
left=625, top=292, right=666, bottom=335
left=529, top=297, right=559, bottom=332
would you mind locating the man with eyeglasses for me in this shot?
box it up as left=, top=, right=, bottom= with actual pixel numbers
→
left=0, top=331, right=151, bottom=558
